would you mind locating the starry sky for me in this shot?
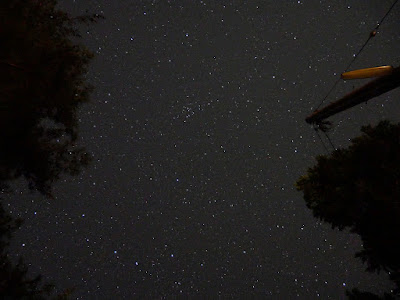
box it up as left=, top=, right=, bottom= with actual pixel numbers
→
left=5, top=0, right=400, bottom=298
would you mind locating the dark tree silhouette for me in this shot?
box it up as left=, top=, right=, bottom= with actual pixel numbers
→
left=0, top=0, right=103, bottom=196
left=0, top=0, right=102, bottom=298
left=296, top=120, right=400, bottom=298
left=0, top=203, right=75, bottom=299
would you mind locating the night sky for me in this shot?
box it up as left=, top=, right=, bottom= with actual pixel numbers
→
left=5, top=0, right=400, bottom=298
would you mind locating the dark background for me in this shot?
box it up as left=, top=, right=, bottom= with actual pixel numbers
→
left=5, top=0, right=400, bottom=298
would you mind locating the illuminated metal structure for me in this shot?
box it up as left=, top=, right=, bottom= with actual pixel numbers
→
left=306, top=66, right=400, bottom=125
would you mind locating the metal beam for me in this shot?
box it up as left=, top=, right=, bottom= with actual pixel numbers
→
left=306, top=66, right=400, bottom=124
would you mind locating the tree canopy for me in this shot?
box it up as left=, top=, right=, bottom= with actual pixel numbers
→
left=296, top=120, right=400, bottom=298
left=0, top=203, right=75, bottom=299
left=0, top=0, right=102, bottom=297
left=0, top=0, right=103, bottom=196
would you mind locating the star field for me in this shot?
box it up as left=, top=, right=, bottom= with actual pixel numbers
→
left=5, top=0, right=400, bottom=298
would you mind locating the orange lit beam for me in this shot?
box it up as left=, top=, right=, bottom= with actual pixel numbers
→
left=341, top=65, right=393, bottom=80
left=306, top=66, right=400, bottom=124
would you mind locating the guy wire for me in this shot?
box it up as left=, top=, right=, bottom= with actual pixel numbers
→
left=315, top=0, right=399, bottom=110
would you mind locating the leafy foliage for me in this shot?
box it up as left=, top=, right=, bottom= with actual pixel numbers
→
left=0, top=0, right=103, bottom=196
left=0, top=202, right=74, bottom=299
left=296, top=120, right=400, bottom=297
left=0, top=0, right=102, bottom=298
